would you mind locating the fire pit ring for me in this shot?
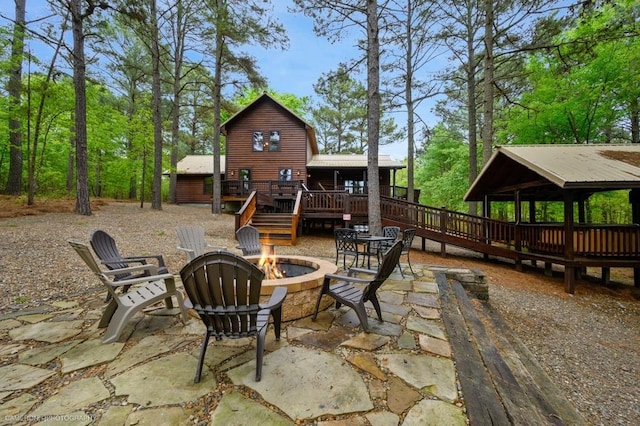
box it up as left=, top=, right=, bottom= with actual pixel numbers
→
left=245, top=254, right=338, bottom=322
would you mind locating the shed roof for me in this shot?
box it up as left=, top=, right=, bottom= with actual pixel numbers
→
left=307, top=154, right=405, bottom=169
left=465, top=144, right=640, bottom=202
left=176, top=155, right=225, bottom=174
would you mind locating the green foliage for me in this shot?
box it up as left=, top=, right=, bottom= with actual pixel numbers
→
left=497, top=1, right=640, bottom=145
left=234, top=87, right=312, bottom=119
left=414, top=124, right=469, bottom=211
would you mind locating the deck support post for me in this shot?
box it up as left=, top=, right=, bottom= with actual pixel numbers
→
left=563, top=193, right=575, bottom=294
left=601, top=267, right=610, bottom=285
left=564, top=266, right=575, bottom=294
left=544, top=262, right=553, bottom=277
left=440, top=207, right=447, bottom=257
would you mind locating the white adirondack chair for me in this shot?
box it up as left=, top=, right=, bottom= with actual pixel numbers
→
left=176, top=226, right=227, bottom=261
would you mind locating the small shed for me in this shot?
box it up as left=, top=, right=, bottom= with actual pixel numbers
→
left=174, top=155, right=225, bottom=204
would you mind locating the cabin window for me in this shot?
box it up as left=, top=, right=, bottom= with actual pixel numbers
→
left=203, top=177, right=212, bottom=195
left=252, top=130, right=281, bottom=151
left=269, top=131, right=281, bottom=151
left=345, top=179, right=365, bottom=194
left=279, top=168, right=292, bottom=181
left=252, top=131, right=264, bottom=151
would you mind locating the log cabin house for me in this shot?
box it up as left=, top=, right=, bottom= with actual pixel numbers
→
left=174, top=92, right=409, bottom=210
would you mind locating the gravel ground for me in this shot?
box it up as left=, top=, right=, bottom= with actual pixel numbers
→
left=1, top=201, right=638, bottom=425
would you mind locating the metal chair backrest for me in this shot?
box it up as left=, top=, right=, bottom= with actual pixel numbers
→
left=180, top=251, right=265, bottom=338
left=334, top=228, right=359, bottom=254
left=382, top=226, right=400, bottom=240
left=401, top=229, right=416, bottom=253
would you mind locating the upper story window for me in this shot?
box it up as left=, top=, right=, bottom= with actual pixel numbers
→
left=269, top=131, right=280, bottom=151
left=252, top=130, right=280, bottom=152
left=252, top=131, right=264, bottom=151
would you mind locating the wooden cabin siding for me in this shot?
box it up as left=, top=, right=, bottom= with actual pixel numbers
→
left=225, top=100, right=308, bottom=185
left=176, top=175, right=211, bottom=204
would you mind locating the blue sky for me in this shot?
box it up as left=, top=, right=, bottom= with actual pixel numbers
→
left=248, top=1, right=438, bottom=161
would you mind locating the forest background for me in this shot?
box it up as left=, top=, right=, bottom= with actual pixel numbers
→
left=0, top=0, right=639, bottom=225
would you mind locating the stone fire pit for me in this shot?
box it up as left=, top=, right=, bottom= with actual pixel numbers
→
left=245, top=255, right=338, bottom=322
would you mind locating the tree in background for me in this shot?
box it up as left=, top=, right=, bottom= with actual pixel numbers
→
left=4, top=0, right=25, bottom=196
left=312, top=63, right=366, bottom=154
left=498, top=1, right=640, bottom=145
left=164, top=0, right=207, bottom=204
left=293, top=0, right=386, bottom=234
left=414, top=123, right=468, bottom=212
left=313, top=62, right=399, bottom=154
left=435, top=1, right=484, bottom=215
left=63, top=0, right=110, bottom=215
left=383, top=0, right=441, bottom=203
left=98, top=22, right=152, bottom=200
left=201, top=0, right=287, bottom=214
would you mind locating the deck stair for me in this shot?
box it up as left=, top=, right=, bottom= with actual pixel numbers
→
left=250, top=213, right=295, bottom=245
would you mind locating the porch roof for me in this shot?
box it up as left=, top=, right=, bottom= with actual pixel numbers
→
left=465, top=144, right=640, bottom=202
left=306, top=154, right=405, bottom=169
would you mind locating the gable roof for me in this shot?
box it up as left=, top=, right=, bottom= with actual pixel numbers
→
left=465, top=144, right=640, bottom=202
left=220, top=92, right=319, bottom=155
left=176, top=155, right=225, bottom=174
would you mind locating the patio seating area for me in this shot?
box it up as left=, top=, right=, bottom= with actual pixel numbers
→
left=0, top=257, right=584, bottom=425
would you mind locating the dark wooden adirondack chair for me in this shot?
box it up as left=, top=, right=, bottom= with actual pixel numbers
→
left=236, top=225, right=262, bottom=256
left=180, top=251, right=287, bottom=383
left=69, top=240, right=187, bottom=343
left=313, top=241, right=403, bottom=332
left=90, top=229, right=169, bottom=281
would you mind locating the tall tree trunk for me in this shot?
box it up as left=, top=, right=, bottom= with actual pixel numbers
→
left=150, top=0, right=163, bottom=210
left=29, top=20, right=65, bottom=205
left=466, top=16, right=478, bottom=216
left=366, top=0, right=382, bottom=235
left=631, top=96, right=639, bottom=144
left=5, top=0, right=26, bottom=195
left=71, top=0, right=91, bottom=215
left=67, top=122, right=74, bottom=193
left=168, top=1, right=184, bottom=205
left=405, top=1, right=415, bottom=204
left=211, top=0, right=224, bottom=215
left=482, top=0, right=494, bottom=165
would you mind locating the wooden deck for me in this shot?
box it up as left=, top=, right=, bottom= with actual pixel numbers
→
left=299, top=191, right=640, bottom=293
left=231, top=188, right=640, bottom=293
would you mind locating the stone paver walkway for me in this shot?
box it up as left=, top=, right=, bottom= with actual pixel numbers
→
left=0, top=263, right=476, bottom=425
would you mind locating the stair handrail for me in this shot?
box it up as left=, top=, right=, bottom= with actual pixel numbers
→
left=290, top=190, right=302, bottom=245
left=235, top=190, right=257, bottom=231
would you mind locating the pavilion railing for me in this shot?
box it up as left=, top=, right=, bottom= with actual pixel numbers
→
left=380, top=197, right=640, bottom=259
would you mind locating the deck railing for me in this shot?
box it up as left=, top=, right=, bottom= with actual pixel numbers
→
left=380, top=197, right=640, bottom=260
left=236, top=187, right=640, bottom=261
